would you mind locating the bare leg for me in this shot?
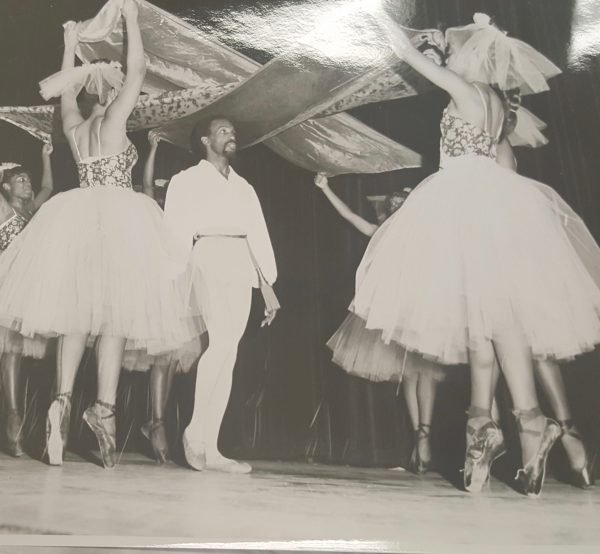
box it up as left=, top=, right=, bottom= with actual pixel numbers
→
left=494, top=333, right=561, bottom=496
left=490, top=358, right=502, bottom=423
left=402, top=374, right=419, bottom=432
left=144, top=360, right=177, bottom=463
left=415, top=370, right=438, bottom=466
left=55, top=334, right=88, bottom=395
left=82, top=335, right=125, bottom=469
left=535, top=360, right=588, bottom=474
left=468, top=341, right=497, bottom=428
left=46, top=334, right=88, bottom=465
left=1, top=353, right=24, bottom=456
left=1, top=353, right=21, bottom=412
left=464, top=341, right=506, bottom=492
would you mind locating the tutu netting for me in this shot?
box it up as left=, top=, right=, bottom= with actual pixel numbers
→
left=351, top=153, right=600, bottom=365
left=0, top=327, right=47, bottom=359
left=331, top=100, right=600, bottom=375
left=0, top=142, right=197, bottom=367
left=121, top=266, right=207, bottom=373
left=327, top=312, right=450, bottom=382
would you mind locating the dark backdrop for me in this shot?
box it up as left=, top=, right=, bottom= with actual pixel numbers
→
left=1, top=0, right=599, bottom=482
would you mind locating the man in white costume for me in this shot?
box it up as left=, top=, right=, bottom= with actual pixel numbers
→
left=164, top=117, right=279, bottom=473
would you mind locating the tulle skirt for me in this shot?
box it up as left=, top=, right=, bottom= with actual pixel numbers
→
left=331, top=154, right=600, bottom=376
left=327, top=313, right=450, bottom=382
left=0, top=327, right=47, bottom=359
left=0, top=185, right=198, bottom=368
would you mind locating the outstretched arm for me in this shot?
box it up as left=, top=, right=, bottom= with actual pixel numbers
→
left=60, top=22, right=84, bottom=136
left=377, top=16, right=477, bottom=107
left=143, top=129, right=162, bottom=199
left=32, top=142, right=54, bottom=211
left=104, top=0, right=146, bottom=131
left=315, top=173, right=377, bottom=237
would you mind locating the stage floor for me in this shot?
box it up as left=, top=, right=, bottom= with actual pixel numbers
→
left=0, top=450, right=599, bottom=553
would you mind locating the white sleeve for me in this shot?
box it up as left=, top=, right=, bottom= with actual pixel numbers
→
left=163, top=172, right=196, bottom=274
left=245, top=185, right=277, bottom=285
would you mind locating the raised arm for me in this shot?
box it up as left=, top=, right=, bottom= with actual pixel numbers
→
left=377, top=16, right=477, bottom=107
left=104, top=0, right=146, bottom=130
left=60, top=22, right=84, bottom=136
left=315, top=173, right=377, bottom=237
left=32, top=142, right=54, bottom=211
left=142, top=130, right=161, bottom=199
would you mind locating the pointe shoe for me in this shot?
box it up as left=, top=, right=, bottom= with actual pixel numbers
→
left=5, top=409, right=24, bottom=457
left=409, top=423, right=432, bottom=475
left=83, top=401, right=116, bottom=470
left=205, top=456, right=252, bottom=474
left=463, top=419, right=506, bottom=493
left=141, top=419, right=169, bottom=464
left=514, top=409, right=561, bottom=498
left=45, top=393, right=71, bottom=466
left=559, top=419, right=595, bottom=490
left=182, top=428, right=206, bottom=471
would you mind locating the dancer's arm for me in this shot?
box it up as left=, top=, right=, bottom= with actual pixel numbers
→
left=143, top=130, right=162, bottom=200
left=104, top=0, right=146, bottom=132
left=60, top=22, right=84, bottom=135
left=32, top=142, right=54, bottom=210
left=314, top=173, right=377, bottom=237
left=377, top=16, right=479, bottom=109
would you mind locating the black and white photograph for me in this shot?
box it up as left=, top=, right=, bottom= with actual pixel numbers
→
left=0, top=0, right=599, bottom=553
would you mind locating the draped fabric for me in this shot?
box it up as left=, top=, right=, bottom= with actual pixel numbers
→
left=0, top=0, right=449, bottom=176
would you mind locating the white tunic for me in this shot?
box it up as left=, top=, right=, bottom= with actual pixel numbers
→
left=164, top=160, right=277, bottom=287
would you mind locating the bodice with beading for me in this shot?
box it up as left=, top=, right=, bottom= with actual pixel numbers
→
left=76, top=142, right=138, bottom=189
left=439, top=108, right=498, bottom=161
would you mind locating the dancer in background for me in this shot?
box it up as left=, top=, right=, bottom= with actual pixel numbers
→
left=135, top=128, right=205, bottom=464
left=334, top=10, right=600, bottom=497
left=164, top=116, right=279, bottom=473
left=493, top=122, right=594, bottom=489
left=0, top=142, right=54, bottom=456
left=316, top=173, right=444, bottom=474
left=0, top=0, right=190, bottom=469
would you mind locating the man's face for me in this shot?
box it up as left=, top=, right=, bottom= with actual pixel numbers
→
left=3, top=172, right=33, bottom=200
left=204, top=119, right=237, bottom=158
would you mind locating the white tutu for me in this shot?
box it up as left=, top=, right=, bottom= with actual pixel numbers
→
left=0, top=185, right=197, bottom=366
left=327, top=312, right=452, bottom=382
left=348, top=154, right=600, bottom=365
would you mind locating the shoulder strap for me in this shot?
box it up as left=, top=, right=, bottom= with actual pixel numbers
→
left=97, top=119, right=102, bottom=157
left=71, top=129, right=82, bottom=161
left=473, top=83, right=489, bottom=135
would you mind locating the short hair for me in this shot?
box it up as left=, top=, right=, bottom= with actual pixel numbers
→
left=1, top=165, right=29, bottom=185
left=190, top=115, right=233, bottom=158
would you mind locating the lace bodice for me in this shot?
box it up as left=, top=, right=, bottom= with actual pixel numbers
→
left=0, top=210, right=29, bottom=252
left=440, top=108, right=497, bottom=160
left=76, top=142, right=138, bottom=189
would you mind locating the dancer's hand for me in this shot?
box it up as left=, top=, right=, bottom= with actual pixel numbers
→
left=63, top=21, right=80, bottom=49
left=148, top=129, right=163, bottom=149
left=261, top=305, right=279, bottom=328
left=122, top=0, right=139, bottom=20
left=413, top=30, right=446, bottom=51
left=314, top=172, right=328, bottom=189
left=42, top=142, right=54, bottom=157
